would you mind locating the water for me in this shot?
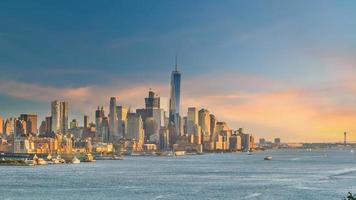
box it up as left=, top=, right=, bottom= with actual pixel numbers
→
left=1, top=149, right=356, bottom=200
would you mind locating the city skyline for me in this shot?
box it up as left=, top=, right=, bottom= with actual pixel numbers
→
left=1, top=1, right=356, bottom=142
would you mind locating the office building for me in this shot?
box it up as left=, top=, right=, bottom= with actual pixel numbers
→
left=116, top=105, right=127, bottom=138
left=198, top=109, right=211, bottom=143
left=125, top=110, right=144, bottom=148
left=169, top=59, right=181, bottom=140
left=109, top=97, right=119, bottom=142
left=51, top=100, right=68, bottom=134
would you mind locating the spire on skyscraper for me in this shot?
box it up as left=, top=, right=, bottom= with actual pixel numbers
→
left=175, top=56, right=178, bottom=71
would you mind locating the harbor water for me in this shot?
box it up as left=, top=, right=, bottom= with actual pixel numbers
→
left=1, top=149, right=356, bottom=200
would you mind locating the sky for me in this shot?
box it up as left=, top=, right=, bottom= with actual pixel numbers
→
left=1, top=0, right=356, bottom=142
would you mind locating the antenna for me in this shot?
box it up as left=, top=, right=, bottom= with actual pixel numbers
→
left=175, top=56, right=178, bottom=71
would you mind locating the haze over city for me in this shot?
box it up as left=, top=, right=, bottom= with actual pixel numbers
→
left=1, top=0, right=356, bottom=142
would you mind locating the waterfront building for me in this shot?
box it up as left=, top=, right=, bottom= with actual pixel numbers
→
left=33, top=137, right=59, bottom=154
left=229, top=134, right=242, bottom=151
left=109, top=97, right=119, bottom=142
left=274, top=138, right=281, bottom=144
left=14, top=136, right=34, bottom=153
left=241, top=133, right=250, bottom=151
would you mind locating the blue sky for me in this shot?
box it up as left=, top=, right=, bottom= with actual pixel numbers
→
left=1, top=0, right=356, bottom=142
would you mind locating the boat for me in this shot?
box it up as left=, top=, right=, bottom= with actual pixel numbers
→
left=113, top=155, right=124, bottom=160
left=37, top=158, right=48, bottom=165
left=46, top=154, right=54, bottom=164
left=33, top=155, right=48, bottom=165
left=83, top=153, right=96, bottom=162
left=72, top=156, right=80, bottom=164
left=174, top=151, right=186, bottom=156
left=264, top=156, right=272, bottom=160
left=53, top=155, right=65, bottom=164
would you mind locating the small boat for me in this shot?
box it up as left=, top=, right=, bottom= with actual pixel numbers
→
left=113, top=155, right=124, bottom=160
left=351, top=149, right=354, bottom=154
left=33, top=154, right=47, bottom=165
left=83, top=153, right=96, bottom=162
left=37, top=158, right=48, bottom=165
left=53, top=155, right=65, bottom=164
left=72, top=156, right=80, bottom=164
left=174, top=151, right=186, bottom=156
left=264, top=156, right=272, bottom=160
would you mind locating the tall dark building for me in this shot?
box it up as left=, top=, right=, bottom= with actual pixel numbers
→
left=145, top=90, right=160, bottom=109
left=169, top=58, right=181, bottom=144
left=19, top=114, right=37, bottom=135
left=169, top=59, right=181, bottom=118
left=84, top=115, right=89, bottom=129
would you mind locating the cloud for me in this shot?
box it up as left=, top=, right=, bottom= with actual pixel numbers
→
left=1, top=69, right=356, bottom=143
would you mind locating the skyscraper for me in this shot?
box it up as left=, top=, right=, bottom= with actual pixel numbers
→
left=169, top=58, right=181, bottom=143
left=60, top=101, right=69, bottom=134
left=95, top=106, right=105, bottom=139
left=169, top=59, right=181, bottom=118
left=4, top=118, right=15, bottom=137
left=125, top=110, right=144, bottom=148
left=19, top=114, right=37, bottom=135
left=187, top=107, right=198, bottom=135
left=84, top=115, right=89, bottom=129
left=198, top=109, right=211, bottom=143
left=51, top=101, right=61, bottom=133
left=51, top=100, right=68, bottom=134
left=116, top=105, right=127, bottom=139
left=109, top=97, right=118, bottom=142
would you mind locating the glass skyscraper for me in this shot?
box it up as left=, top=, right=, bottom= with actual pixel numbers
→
left=169, top=64, right=181, bottom=120
left=169, top=61, right=181, bottom=143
